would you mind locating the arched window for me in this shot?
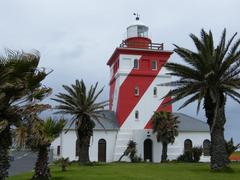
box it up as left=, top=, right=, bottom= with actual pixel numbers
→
left=153, top=87, right=157, bottom=96
left=184, top=139, right=192, bottom=152
left=134, top=86, right=139, bottom=96
left=76, top=139, right=79, bottom=156
left=203, top=139, right=211, bottom=156
left=57, top=146, right=61, bottom=156
left=135, top=110, right=139, bottom=120
left=133, top=59, right=139, bottom=69
left=98, top=139, right=107, bottom=162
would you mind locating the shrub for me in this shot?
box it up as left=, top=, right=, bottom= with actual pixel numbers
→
left=192, top=146, right=203, bottom=162
left=177, top=151, right=193, bottom=162
left=54, top=157, right=70, bottom=171
left=177, top=146, right=203, bottom=162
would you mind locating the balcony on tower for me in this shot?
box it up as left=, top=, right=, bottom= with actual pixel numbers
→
left=120, top=19, right=163, bottom=50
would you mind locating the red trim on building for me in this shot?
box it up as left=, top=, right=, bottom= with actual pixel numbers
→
left=107, top=48, right=173, bottom=66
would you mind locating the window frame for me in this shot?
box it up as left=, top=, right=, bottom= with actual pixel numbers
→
left=151, top=60, right=157, bottom=70
left=133, top=59, right=139, bottom=69
left=184, top=139, right=192, bottom=153
left=134, top=86, right=139, bottom=96
left=135, top=110, right=139, bottom=120
left=203, top=139, right=211, bottom=156
left=153, top=87, right=157, bottom=96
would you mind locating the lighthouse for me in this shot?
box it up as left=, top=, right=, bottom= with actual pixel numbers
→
left=107, top=16, right=173, bottom=161
left=52, top=16, right=210, bottom=163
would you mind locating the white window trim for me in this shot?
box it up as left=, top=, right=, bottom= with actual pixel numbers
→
left=134, top=86, right=139, bottom=96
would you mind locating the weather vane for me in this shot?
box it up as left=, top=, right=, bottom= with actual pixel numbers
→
left=133, top=13, right=140, bottom=21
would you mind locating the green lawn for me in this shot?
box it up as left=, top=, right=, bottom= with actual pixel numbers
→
left=8, top=163, right=240, bottom=180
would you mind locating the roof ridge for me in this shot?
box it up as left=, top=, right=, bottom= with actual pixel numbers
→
left=173, top=112, right=207, bottom=125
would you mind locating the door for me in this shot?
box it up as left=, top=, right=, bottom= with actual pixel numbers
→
left=144, top=139, right=153, bottom=162
left=98, top=139, right=106, bottom=162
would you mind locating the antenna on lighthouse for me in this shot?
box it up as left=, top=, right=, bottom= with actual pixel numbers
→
left=133, top=13, right=140, bottom=21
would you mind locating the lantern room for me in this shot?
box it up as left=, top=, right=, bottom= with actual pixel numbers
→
left=127, top=20, right=149, bottom=38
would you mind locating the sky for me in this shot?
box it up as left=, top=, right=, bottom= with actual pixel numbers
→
left=0, top=0, right=239, bottom=142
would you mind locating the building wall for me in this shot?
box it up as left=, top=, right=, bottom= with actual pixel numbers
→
left=168, top=131, right=211, bottom=162
left=52, top=129, right=210, bottom=163
left=53, top=130, right=118, bottom=162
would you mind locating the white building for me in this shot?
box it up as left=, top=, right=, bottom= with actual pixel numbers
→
left=51, top=17, right=210, bottom=163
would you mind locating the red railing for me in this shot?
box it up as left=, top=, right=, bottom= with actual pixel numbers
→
left=119, top=40, right=164, bottom=50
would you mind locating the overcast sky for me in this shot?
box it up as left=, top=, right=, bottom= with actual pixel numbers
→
left=0, top=0, right=239, bottom=142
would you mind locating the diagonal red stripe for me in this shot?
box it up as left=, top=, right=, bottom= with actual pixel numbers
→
left=116, top=58, right=165, bottom=127
left=144, top=97, right=172, bottom=129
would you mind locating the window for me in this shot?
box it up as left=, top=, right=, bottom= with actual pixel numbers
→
left=57, top=146, right=61, bottom=156
left=76, top=139, right=79, bottom=156
left=153, top=87, right=157, bottom=96
left=184, top=139, right=192, bottom=153
left=134, top=86, right=139, bottom=96
left=151, top=60, right=157, bottom=70
left=133, top=59, right=139, bottom=69
left=203, top=139, right=211, bottom=156
left=135, top=110, right=139, bottom=119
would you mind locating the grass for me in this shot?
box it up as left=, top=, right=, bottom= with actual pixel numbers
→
left=9, top=162, right=240, bottom=180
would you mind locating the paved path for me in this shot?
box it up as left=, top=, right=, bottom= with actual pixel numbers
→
left=9, top=151, right=37, bottom=176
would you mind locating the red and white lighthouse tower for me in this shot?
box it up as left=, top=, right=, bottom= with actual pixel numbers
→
left=107, top=16, right=173, bottom=161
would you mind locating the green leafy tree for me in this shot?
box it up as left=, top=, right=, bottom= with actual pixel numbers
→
left=160, top=29, right=240, bottom=170
left=52, top=80, right=108, bottom=164
left=0, top=50, right=51, bottom=179
left=16, top=117, right=65, bottom=180
left=152, top=111, right=179, bottom=162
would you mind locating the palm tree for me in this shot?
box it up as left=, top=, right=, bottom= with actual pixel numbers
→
left=0, top=50, right=51, bottom=179
left=16, top=118, right=65, bottom=180
left=152, top=111, right=179, bottom=162
left=160, top=29, right=240, bottom=170
left=118, top=140, right=137, bottom=162
left=52, top=80, right=108, bottom=164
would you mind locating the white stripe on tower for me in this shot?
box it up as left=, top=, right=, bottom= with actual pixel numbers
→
left=121, top=68, right=171, bottom=129
left=111, top=54, right=141, bottom=112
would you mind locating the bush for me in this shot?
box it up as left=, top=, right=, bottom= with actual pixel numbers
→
left=54, top=157, right=70, bottom=171
left=177, top=151, right=193, bottom=162
left=192, top=146, right=203, bottom=162
left=177, top=146, right=203, bottom=162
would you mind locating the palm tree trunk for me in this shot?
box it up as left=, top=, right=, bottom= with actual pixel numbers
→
left=32, top=145, right=50, bottom=180
left=118, top=154, right=125, bottom=162
left=204, top=93, right=229, bottom=170
left=0, top=125, right=12, bottom=180
left=78, top=136, right=90, bottom=164
left=161, top=142, right=168, bottom=163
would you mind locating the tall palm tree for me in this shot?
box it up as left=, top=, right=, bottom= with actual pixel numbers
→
left=16, top=118, right=65, bottom=180
left=160, top=29, right=240, bottom=170
left=0, top=50, right=51, bottom=179
left=52, top=80, right=108, bottom=163
left=152, top=111, right=179, bottom=162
